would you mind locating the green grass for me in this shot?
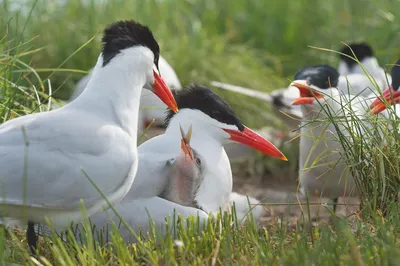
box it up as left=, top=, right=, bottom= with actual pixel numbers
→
left=1, top=0, right=400, bottom=265
left=2, top=204, right=400, bottom=265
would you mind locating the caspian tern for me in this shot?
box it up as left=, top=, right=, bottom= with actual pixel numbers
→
left=291, top=65, right=372, bottom=212
left=338, top=42, right=391, bottom=96
left=0, top=20, right=177, bottom=253
left=71, top=55, right=182, bottom=134
left=131, top=84, right=286, bottom=213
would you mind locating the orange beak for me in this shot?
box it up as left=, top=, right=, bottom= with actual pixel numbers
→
left=179, top=124, right=194, bottom=160
left=152, top=70, right=178, bottom=113
left=290, top=80, right=324, bottom=105
left=370, top=89, right=400, bottom=114
left=180, top=139, right=194, bottom=160
left=223, top=126, right=288, bottom=161
left=370, top=86, right=395, bottom=109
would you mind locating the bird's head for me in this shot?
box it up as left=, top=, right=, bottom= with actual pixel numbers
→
left=290, top=65, right=340, bottom=114
left=100, top=20, right=178, bottom=112
left=165, top=83, right=287, bottom=161
left=338, top=42, right=375, bottom=74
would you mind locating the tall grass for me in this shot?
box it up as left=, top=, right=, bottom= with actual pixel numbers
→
left=297, top=56, right=400, bottom=215
left=2, top=0, right=400, bottom=127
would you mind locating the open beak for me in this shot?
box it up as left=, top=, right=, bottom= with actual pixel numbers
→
left=290, top=80, right=324, bottom=105
left=223, top=126, right=288, bottom=161
left=180, top=125, right=194, bottom=160
left=370, top=90, right=400, bottom=114
left=370, top=86, right=395, bottom=109
left=152, top=70, right=179, bottom=113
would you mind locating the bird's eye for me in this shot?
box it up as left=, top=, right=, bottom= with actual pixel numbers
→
left=195, top=157, right=201, bottom=165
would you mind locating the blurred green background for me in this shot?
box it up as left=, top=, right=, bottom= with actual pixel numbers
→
left=1, top=0, right=400, bottom=129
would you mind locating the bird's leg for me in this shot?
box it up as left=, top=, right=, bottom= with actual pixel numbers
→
left=27, top=221, right=38, bottom=254
left=332, top=198, right=339, bottom=213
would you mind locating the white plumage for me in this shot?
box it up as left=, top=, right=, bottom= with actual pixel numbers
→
left=0, top=21, right=178, bottom=251
left=33, top=84, right=285, bottom=243
left=71, top=55, right=182, bottom=134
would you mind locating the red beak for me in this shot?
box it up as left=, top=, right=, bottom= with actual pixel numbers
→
left=370, top=86, right=396, bottom=108
left=224, top=126, right=288, bottom=161
left=152, top=70, right=178, bottom=113
left=181, top=139, right=194, bottom=160
left=290, top=80, right=324, bottom=105
left=370, top=89, right=400, bottom=114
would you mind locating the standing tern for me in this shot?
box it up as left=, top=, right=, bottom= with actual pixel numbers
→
left=71, top=56, right=182, bottom=133
left=0, top=20, right=177, bottom=253
left=291, top=65, right=372, bottom=211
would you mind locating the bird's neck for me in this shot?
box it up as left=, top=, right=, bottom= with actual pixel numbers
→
left=70, top=55, right=148, bottom=139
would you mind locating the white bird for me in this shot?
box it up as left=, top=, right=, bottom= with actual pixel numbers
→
left=132, top=84, right=287, bottom=213
left=0, top=20, right=178, bottom=253
left=338, top=42, right=391, bottom=97
left=71, top=55, right=182, bottom=134
left=36, top=120, right=267, bottom=242
left=228, top=192, right=264, bottom=223
left=85, top=84, right=285, bottom=241
left=290, top=65, right=374, bottom=212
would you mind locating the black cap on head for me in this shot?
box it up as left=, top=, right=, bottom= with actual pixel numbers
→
left=101, top=20, right=160, bottom=67
left=294, top=65, right=339, bottom=89
left=391, top=59, right=400, bottom=91
left=165, top=83, right=244, bottom=131
left=339, top=42, right=374, bottom=68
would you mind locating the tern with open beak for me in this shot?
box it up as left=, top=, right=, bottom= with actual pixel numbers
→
left=0, top=20, right=177, bottom=253
left=291, top=65, right=373, bottom=212
left=160, top=125, right=205, bottom=208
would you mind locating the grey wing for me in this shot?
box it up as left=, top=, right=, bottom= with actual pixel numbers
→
left=0, top=111, right=134, bottom=210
